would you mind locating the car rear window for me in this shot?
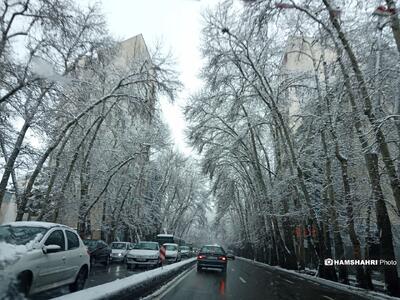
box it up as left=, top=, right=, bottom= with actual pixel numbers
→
left=200, top=246, right=225, bottom=254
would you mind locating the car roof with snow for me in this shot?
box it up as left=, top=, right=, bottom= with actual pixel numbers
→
left=1, top=221, right=70, bottom=229
left=137, top=241, right=158, bottom=244
left=163, top=243, right=178, bottom=246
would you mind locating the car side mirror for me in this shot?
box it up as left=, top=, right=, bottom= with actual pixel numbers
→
left=43, top=244, right=61, bottom=254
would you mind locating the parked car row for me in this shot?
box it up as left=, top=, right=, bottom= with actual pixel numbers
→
left=81, top=239, right=194, bottom=270
left=82, top=240, right=134, bottom=267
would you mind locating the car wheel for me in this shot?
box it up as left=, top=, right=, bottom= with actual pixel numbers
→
left=69, top=267, right=88, bottom=292
left=17, top=271, right=32, bottom=296
left=197, top=265, right=202, bottom=272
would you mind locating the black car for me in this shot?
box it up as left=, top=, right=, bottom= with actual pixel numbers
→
left=197, top=245, right=227, bottom=272
left=83, top=239, right=111, bottom=266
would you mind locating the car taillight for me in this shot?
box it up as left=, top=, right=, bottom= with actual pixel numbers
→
left=197, top=255, right=205, bottom=259
left=219, top=256, right=227, bottom=261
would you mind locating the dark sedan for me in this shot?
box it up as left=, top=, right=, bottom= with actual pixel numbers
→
left=83, top=239, right=111, bottom=266
left=197, top=245, right=227, bottom=272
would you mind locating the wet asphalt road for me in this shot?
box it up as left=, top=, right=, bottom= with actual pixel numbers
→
left=158, top=258, right=381, bottom=300
left=30, top=261, right=142, bottom=300
left=30, top=258, right=385, bottom=300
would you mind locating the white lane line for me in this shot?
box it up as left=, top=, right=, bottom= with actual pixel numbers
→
left=283, top=279, right=294, bottom=284
left=322, top=296, right=335, bottom=300
left=144, top=265, right=195, bottom=300
left=239, top=276, right=247, bottom=284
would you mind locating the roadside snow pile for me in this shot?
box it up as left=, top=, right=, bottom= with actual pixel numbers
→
left=0, top=242, right=28, bottom=300
left=52, top=258, right=196, bottom=300
left=240, top=257, right=398, bottom=300
left=0, top=242, right=31, bottom=267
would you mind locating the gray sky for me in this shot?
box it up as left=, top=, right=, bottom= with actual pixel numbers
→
left=84, top=0, right=220, bottom=155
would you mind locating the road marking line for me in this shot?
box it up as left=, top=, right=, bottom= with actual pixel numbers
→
left=322, top=296, right=335, bottom=300
left=283, top=279, right=294, bottom=284
left=144, top=265, right=195, bottom=299
left=239, top=277, right=247, bottom=283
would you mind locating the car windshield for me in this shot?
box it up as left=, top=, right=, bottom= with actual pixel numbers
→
left=112, top=242, right=127, bottom=249
left=0, top=225, right=47, bottom=246
left=200, top=246, right=225, bottom=254
left=133, top=242, right=158, bottom=250
left=165, top=244, right=177, bottom=251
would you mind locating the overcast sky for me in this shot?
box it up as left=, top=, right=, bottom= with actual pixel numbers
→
left=82, top=0, right=220, bottom=155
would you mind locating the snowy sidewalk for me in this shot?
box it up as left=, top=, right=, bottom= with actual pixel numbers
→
left=239, top=257, right=398, bottom=300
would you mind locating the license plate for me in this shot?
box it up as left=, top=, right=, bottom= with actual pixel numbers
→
left=207, top=256, right=217, bottom=260
left=136, top=258, right=146, bottom=262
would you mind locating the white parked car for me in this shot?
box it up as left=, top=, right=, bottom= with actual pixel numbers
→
left=0, top=221, right=90, bottom=296
left=126, top=241, right=161, bottom=269
left=110, top=241, right=131, bottom=262
left=163, top=243, right=181, bottom=263
left=180, top=246, right=191, bottom=258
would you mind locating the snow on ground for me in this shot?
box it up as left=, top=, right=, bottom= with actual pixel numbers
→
left=52, top=258, right=196, bottom=300
left=0, top=242, right=32, bottom=300
left=239, top=257, right=398, bottom=300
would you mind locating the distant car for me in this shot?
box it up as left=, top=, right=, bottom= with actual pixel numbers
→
left=197, top=245, right=227, bottom=272
left=110, top=241, right=130, bottom=262
left=180, top=246, right=191, bottom=258
left=0, top=221, right=90, bottom=296
left=126, top=241, right=161, bottom=269
left=227, top=249, right=235, bottom=260
left=163, top=243, right=181, bottom=263
left=83, top=239, right=111, bottom=266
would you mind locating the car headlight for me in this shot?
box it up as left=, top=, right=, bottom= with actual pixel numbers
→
left=118, top=253, right=122, bottom=256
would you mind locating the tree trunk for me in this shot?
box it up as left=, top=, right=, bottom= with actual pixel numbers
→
left=366, top=153, right=400, bottom=296
left=0, top=120, right=30, bottom=209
